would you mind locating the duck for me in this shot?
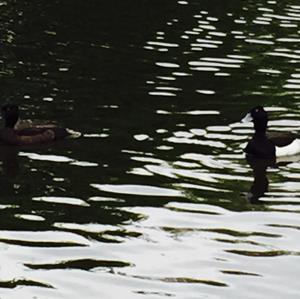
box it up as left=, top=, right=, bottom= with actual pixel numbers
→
left=241, top=106, right=300, bottom=159
left=0, top=104, right=70, bottom=145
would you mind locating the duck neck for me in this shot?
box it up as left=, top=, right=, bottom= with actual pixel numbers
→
left=254, top=119, right=267, bottom=136
left=3, top=115, right=18, bottom=128
left=4, top=120, right=17, bottom=128
left=254, top=130, right=266, bottom=137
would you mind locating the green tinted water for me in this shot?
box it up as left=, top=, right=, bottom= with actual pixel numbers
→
left=0, top=0, right=300, bottom=298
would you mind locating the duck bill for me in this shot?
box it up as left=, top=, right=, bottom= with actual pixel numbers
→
left=241, top=112, right=253, bottom=123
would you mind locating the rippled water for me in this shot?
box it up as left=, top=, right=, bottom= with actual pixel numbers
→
left=1, top=0, right=300, bottom=298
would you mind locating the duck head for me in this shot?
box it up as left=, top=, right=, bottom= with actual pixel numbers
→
left=242, top=106, right=268, bottom=134
left=1, top=104, right=20, bottom=128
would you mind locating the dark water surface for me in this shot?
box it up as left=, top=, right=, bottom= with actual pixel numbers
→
left=1, top=0, right=300, bottom=298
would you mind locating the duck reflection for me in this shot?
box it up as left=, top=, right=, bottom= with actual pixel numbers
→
left=0, top=145, right=19, bottom=177
left=246, top=156, right=275, bottom=204
left=0, top=143, right=51, bottom=178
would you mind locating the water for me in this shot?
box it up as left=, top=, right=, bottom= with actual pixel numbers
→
left=1, top=0, right=300, bottom=298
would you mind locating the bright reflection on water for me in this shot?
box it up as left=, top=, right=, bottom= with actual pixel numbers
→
left=1, top=0, right=300, bottom=298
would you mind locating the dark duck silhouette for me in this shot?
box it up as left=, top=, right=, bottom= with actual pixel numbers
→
left=241, top=106, right=300, bottom=159
left=0, top=104, right=70, bottom=145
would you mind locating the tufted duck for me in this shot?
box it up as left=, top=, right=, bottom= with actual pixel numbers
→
left=0, top=104, right=70, bottom=145
left=242, top=106, right=300, bottom=158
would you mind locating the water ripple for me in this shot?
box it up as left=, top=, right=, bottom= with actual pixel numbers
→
left=32, top=196, right=90, bottom=207
left=25, top=259, right=131, bottom=271
left=91, top=184, right=183, bottom=197
left=19, top=152, right=98, bottom=166
left=2, top=1, right=300, bottom=299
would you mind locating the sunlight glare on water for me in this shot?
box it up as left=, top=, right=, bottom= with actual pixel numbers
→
left=0, top=0, right=300, bottom=298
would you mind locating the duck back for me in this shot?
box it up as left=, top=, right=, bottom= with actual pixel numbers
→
left=17, top=127, right=69, bottom=140
left=266, top=131, right=297, bottom=147
left=245, top=135, right=275, bottom=159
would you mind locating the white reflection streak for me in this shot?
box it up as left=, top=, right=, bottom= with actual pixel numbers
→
left=155, top=62, right=180, bottom=68
left=147, top=41, right=179, bottom=47
left=91, top=184, right=183, bottom=197
left=189, top=61, right=241, bottom=68
left=19, top=152, right=98, bottom=166
left=33, top=196, right=90, bottom=207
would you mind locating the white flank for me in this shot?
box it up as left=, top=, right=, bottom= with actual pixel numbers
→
left=276, top=139, right=300, bottom=157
